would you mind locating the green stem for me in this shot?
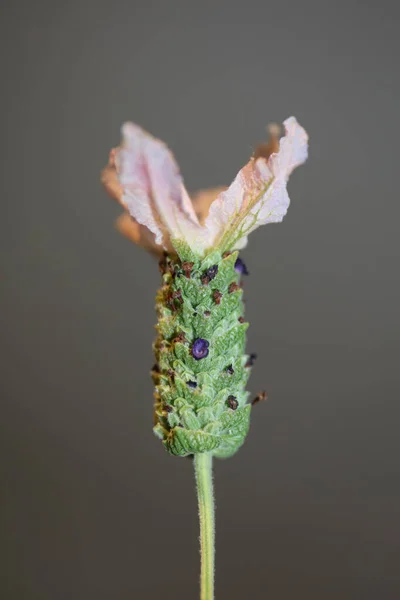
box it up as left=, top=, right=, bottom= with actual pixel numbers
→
left=194, top=452, right=215, bottom=600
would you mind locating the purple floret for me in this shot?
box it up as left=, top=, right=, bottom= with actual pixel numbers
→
left=201, top=264, right=219, bottom=284
left=234, top=257, right=249, bottom=276
left=191, top=338, right=210, bottom=360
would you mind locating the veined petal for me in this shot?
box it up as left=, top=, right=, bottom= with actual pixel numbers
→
left=119, top=173, right=166, bottom=246
left=117, top=124, right=165, bottom=246
left=270, top=116, right=309, bottom=178
left=118, top=123, right=207, bottom=250
left=204, top=116, right=308, bottom=251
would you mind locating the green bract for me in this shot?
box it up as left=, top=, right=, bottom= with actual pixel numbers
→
left=152, top=241, right=252, bottom=458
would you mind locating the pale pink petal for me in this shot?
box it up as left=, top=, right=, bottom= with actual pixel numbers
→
left=119, top=123, right=206, bottom=250
left=203, top=161, right=265, bottom=250
left=270, top=116, right=309, bottom=178
left=204, top=117, right=308, bottom=251
left=117, top=124, right=166, bottom=246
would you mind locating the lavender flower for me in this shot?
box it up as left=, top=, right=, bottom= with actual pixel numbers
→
left=234, top=257, right=249, bottom=276
left=191, top=338, right=210, bottom=360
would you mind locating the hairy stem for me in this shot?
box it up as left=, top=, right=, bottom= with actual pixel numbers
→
left=194, top=452, right=215, bottom=600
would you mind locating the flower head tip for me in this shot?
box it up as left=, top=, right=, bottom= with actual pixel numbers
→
left=102, top=117, right=308, bottom=256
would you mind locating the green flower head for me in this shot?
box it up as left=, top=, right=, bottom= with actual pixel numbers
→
left=102, top=117, right=308, bottom=457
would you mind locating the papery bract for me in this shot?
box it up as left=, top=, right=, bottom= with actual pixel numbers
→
left=118, top=123, right=209, bottom=253
left=203, top=117, right=308, bottom=252
left=102, top=117, right=308, bottom=256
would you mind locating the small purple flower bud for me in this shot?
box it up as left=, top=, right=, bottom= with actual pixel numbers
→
left=201, top=264, right=218, bottom=285
left=235, top=257, right=249, bottom=276
left=191, top=338, right=209, bottom=360
left=187, top=380, right=197, bottom=388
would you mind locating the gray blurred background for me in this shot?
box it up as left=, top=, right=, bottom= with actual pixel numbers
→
left=1, top=1, right=399, bottom=598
